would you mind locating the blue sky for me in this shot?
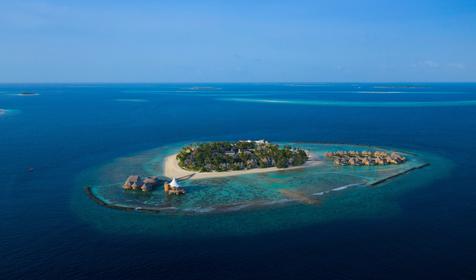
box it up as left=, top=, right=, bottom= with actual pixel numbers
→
left=0, top=0, right=475, bottom=82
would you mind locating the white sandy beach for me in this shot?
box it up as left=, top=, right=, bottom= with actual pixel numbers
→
left=163, top=153, right=322, bottom=180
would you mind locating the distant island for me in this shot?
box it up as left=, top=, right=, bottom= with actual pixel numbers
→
left=18, top=92, right=39, bottom=96
left=326, top=151, right=406, bottom=166
left=176, top=140, right=308, bottom=172
left=373, top=85, right=426, bottom=89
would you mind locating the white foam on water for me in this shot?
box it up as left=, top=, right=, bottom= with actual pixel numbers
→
left=312, top=192, right=326, bottom=196
left=331, top=183, right=362, bottom=192
left=312, top=183, right=362, bottom=196
left=261, top=199, right=292, bottom=205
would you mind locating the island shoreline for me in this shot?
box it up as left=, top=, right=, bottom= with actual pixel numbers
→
left=163, top=153, right=322, bottom=180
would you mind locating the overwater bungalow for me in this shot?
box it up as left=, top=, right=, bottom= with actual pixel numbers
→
left=164, top=177, right=186, bottom=195
left=326, top=150, right=407, bottom=166
left=123, top=175, right=158, bottom=192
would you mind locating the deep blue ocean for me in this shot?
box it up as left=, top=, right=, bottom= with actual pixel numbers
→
left=1, top=83, right=476, bottom=279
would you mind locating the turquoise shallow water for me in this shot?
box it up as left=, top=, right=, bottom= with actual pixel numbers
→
left=1, top=83, right=474, bottom=279
left=0, top=108, right=20, bottom=117
left=74, top=142, right=449, bottom=237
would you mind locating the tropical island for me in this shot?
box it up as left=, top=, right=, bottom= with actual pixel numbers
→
left=18, top=92, right=39, bottom=96
left=164, top=140, right=317, bottom=180
left=118, top=143, right=409, bottom=195
left=177, top=140, right=308, bottom=172
left=84, top=141, right=434, bottom=214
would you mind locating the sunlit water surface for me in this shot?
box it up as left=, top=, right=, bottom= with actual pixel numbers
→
left=1, top=83, right=474, bottom=279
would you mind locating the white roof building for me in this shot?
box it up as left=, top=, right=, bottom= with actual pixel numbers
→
left=169, top=177, right=181, bottom=188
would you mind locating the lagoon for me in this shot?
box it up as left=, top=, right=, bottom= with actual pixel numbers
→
left=1, top=83, right=475, bottom=279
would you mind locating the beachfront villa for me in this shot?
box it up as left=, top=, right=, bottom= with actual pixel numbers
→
left=164, top=177, right=186, bottom=195
left=123, top=175, right=159, bottom=192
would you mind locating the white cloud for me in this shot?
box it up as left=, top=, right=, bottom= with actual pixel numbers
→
left=448, top=62, right=465, bottom=69
left=422, top=60, right=439, bottom=68
left=411, top=60, right=440, bottom=69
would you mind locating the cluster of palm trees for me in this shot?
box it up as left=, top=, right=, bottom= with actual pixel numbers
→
left=176, top=141, right=308, bottom=172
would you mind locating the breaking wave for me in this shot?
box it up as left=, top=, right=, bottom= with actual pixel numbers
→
left=219, top=98, right=476, bottom=107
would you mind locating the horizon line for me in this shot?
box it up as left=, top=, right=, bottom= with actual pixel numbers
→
left=1, top=81, right=476, bottom=85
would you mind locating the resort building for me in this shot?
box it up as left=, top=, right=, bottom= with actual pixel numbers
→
left=239, top=139, right=269, bottom=145
left=164, top=177, right=186, bottom=195
left=123, top=175, right=158, bottom=192
left=326, top=150, right=407, bottom=166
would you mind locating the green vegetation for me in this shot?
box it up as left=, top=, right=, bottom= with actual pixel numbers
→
left=176, top=141, right=308, bottom=172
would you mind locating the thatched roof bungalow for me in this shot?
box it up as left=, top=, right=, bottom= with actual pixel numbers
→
left=123, top=175, right=158, bottom=192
